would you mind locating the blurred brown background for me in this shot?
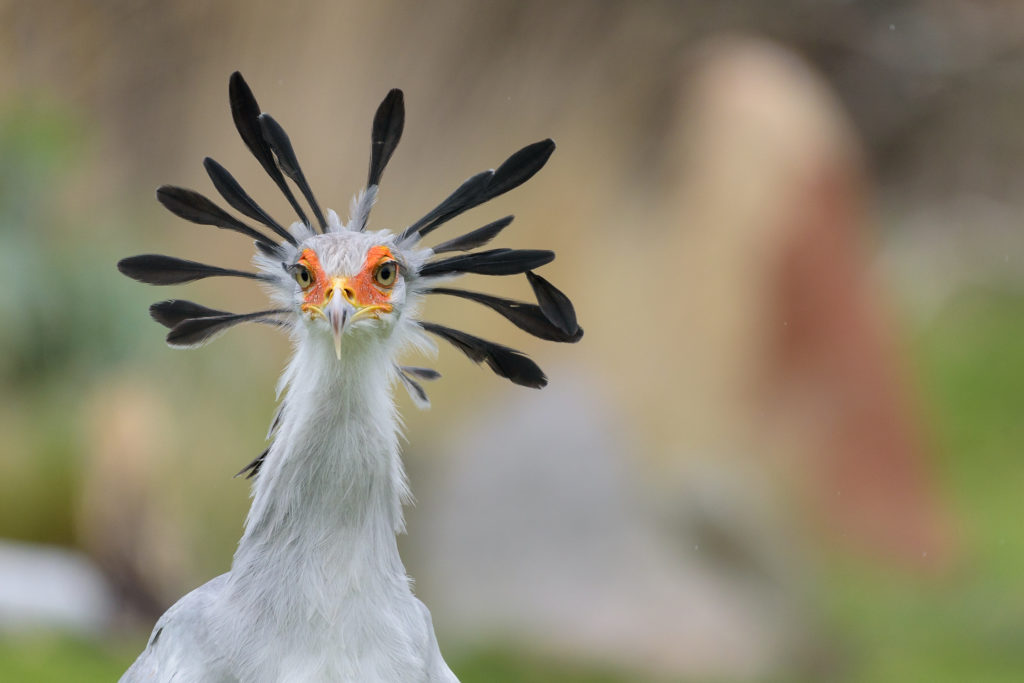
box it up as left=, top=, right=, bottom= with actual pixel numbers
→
left=1, top=1, right=1023, bottom=681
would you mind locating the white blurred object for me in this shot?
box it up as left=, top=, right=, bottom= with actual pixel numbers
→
left=411, top=370, right=810, bottom=679
left=0, top=539, right=115, bottom=632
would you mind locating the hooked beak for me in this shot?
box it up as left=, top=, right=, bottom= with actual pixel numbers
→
left=301, top=277, right=394, bottom=361
left=326, top=290, right=354, bottom=360
left=324, top=278, right=356, bottom=360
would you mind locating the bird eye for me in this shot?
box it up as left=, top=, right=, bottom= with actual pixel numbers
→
left=293, top=264, right=313, bottom=289
left=374, top=260, right=398, bottom=287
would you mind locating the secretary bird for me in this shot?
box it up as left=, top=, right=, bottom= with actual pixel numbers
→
left=117, top=72, right=581, bottom=682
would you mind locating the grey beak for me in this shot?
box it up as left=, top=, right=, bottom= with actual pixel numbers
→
left=326, top=293, right=355, bottom=360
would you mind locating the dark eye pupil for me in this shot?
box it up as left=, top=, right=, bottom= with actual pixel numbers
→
left=380, top=266, right=392, bottom=280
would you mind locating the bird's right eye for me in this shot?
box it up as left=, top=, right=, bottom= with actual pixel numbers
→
left=294, top=264, right=313, bottom=289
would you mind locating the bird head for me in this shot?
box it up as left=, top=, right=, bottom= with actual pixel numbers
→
left=286, top=232, right=412, bottom=359
left=118, top=72, right=581, bottom=406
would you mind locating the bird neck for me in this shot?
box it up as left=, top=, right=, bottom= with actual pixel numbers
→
left=230, top=335, right=410, bottom=590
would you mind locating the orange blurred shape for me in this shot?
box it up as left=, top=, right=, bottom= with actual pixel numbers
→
left=675, top=36, right=955, bottom=570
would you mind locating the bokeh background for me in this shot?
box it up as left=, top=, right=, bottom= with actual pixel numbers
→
left=2, top=1, right=1023, bottom=681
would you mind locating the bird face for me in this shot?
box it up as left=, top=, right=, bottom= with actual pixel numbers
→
left=288, top=232, right=409, bottom=359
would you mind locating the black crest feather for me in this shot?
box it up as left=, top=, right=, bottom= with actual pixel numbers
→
left=203, top=157, right=296, bottom=245
left=419, top=321, right=547, bottom=388
left=484, top=139, right=555, bottom=201
left=234, top=448, right=268, bottom=479
left=401, top=171, right=493, bottom=241
left=368, top=89, right=405, bottom=189
left=150, top=300, right=230, bottom=328
left=426, top=287, right=582, bottom=343
left=430, top=216, right=513, bottom=254
left=258, top=113, right=327, bottom=231
left=166, top=309, right=287, bottom=348
left=118, top=254, right=266, bottom=286
left=402, top=139, right=555, bottom=242
left=419, top=248, right=554, bottom=278
left=228, top=72, right=310, bottom=228
left=399, top=366, right=441, bottom=381
left=255, top=240, right=286, bottom=259
left=156, top=186, right=277, bottom=248
left=397, top=369, right=430, bottom=409
left=526, top=271, right=579, bottom=337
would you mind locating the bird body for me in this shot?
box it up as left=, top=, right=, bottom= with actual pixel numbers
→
left=119, top=73, right=579, bottom=682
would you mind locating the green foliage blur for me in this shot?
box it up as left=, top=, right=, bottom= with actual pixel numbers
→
left=0, top=101, right=148, bottom=545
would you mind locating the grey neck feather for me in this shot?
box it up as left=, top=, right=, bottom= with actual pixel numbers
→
left=228, top=334, right=409, bottom=597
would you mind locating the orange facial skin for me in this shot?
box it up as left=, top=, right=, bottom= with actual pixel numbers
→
left=347, top=245, right=397, bottom=309
left=299, top=248, right=330, bottom=308
left=298, top=245, right=397, bottom=316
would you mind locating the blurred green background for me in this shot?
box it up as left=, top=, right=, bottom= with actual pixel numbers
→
left=1, top=1, right=1023, bottom=681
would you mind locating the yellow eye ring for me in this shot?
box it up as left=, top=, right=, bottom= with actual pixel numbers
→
left=294, top=263, right=313, bottom=290
left=374, top=260, right=398, bottom=287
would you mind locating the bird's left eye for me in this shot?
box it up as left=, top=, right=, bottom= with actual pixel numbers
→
left=374, top=261, right=398, bottom=287
left=293, top=264, right=313, bottom=289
